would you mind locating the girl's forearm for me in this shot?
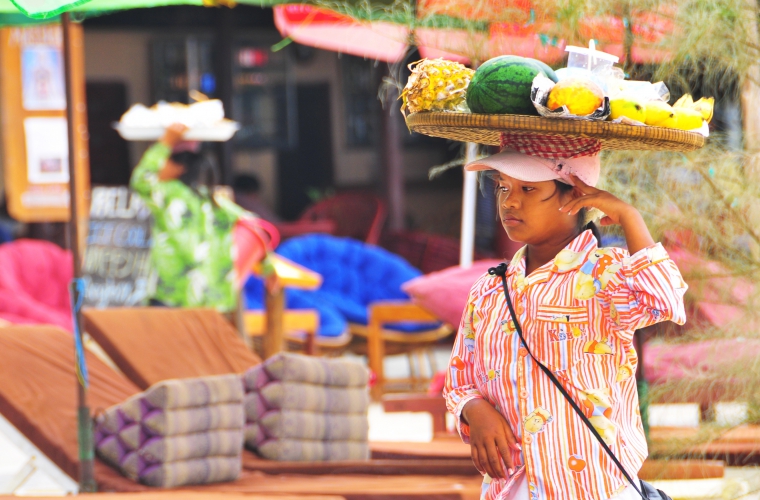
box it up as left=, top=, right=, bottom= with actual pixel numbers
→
left=619, top=209, right=655, bottom=255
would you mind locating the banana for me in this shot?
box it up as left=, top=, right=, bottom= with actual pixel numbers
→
left=673, top=94, right=694, bottom=108
left=644, top=100, right=677, bottom=128
left=672, top=93, right=714, bottom=124
left=692, top=97, right=714, bottom=123
left=673, top=108, right=704, bottom=130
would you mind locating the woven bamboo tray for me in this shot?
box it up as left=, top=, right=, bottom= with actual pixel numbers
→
left=405, top=112, right=706, bottom=152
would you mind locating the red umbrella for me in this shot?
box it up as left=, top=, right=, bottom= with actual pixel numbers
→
left=274, top=1, right=674, bottom=64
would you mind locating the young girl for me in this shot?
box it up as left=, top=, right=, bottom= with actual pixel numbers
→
left=131, top=123, right=247, bottom=311
left=444, top=149, right=687, bottom=500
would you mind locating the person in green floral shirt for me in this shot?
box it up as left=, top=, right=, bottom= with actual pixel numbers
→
left=131, top=124, right=248, bottom=312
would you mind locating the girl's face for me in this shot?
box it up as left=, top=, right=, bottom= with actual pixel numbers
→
left=159, top=159, right=186, bottom=181
left=496, top=172, right=579, bottom=245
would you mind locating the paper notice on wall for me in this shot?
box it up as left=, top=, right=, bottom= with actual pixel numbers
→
left=24, top=117, right=69, bottom=184
left=21, top=45, right=66, bottom=111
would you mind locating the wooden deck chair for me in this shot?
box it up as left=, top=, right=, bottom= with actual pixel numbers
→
left=0, top=325, right=481, bottom=496
left=296, top=192, right=387, bottom=245
left=353, top=301, right=453, bottom=400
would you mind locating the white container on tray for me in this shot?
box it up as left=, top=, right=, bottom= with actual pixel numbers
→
left=556, top=41, right=623, bottom=93
left=565, top=43, right=619, bottom=73
left=113, top=121, right=240, bottom=142
left=114, top=100, right=240, bottom=142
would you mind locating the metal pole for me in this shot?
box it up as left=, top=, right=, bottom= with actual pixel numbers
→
left=62, top=13, right=96, bottom=492
left=459, top=142, right=478, bottom=268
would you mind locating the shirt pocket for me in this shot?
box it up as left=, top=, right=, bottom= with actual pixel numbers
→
left=531, top=305, right=590, bottom=373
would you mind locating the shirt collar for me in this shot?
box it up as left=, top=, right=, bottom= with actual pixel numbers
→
left=506, top=230, right=598, bottom=284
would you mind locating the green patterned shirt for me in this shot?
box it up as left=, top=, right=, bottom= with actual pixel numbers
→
left=130, top=143, right=244, bottom=312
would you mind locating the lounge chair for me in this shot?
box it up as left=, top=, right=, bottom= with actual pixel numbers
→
left=286, top=192, right=387, bottom=245
left=80, top=308, right=479, bottom=474
left=0, top=325, right=483, bottom=497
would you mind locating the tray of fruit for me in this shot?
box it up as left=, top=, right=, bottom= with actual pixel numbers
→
left=401, top=49, right=710, bottom=152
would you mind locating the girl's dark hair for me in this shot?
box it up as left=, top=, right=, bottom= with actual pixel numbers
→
left=170, top=151, right=219, bottom=194
left=554, top=180, right=602, bottom=246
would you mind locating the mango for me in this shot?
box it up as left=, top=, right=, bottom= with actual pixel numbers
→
left=547, top=78, right=605, bottom=116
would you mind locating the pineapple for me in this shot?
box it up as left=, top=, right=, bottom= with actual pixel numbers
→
left=401, top=59, right=475, bottom=115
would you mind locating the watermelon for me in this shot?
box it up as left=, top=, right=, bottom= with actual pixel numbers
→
left=466, top=55, right=554, bottom=115
left=527, top=58, right=558, bottom=83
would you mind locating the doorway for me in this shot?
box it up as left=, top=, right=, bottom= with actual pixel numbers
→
left=277, top=84, right=334, bottom=220
left=86, top=82, right=131, bottom=186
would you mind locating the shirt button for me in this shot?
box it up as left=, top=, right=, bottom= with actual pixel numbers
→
left=519, top=390, right=529, bottom=399
left=524, top=435, right=533, bottom=445
left=519, top=347, right=528, bottom=357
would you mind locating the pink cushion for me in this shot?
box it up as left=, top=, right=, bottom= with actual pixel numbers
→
left=0, top=239, right=73, bottom=330
left=402, top=260, right=503, bottom=327
left=644, top=339, right=760, bottom=384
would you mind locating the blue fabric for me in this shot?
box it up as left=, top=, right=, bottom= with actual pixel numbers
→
left=243, top=235, right=440, bottom=336
left=0, top=224, right=12, bottom=244
left=243, top=276, right=348, bottom=338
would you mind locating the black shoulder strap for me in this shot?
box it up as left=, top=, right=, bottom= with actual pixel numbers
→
left=488, top=263, right=646, bottom=500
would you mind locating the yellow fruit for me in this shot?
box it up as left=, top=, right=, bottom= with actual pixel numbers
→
left=692, top=97, right=714, bottom=123
left=673, top=94, right=694, bottom=108
left=609, top=95, right=646, bottom=123
left=546, top=78, right=605, bottom=116
left=401, top=58, right=475, bottom=115
left=673, top=107, right=704, bottom=130
left=644, top=100, right=676, bottom=128
left=673, top=94, right=714, bottom=123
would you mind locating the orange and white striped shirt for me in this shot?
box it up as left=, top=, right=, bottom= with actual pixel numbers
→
left=444, top=230, right=687, bottom=500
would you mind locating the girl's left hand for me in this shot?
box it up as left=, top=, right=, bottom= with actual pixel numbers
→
left=558, top=174, right=638, bottom=227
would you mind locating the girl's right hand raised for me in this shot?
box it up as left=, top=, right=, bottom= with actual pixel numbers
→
left=159, top=123, right=189, bottom=148
left=462, top=399, right=521, bottom=479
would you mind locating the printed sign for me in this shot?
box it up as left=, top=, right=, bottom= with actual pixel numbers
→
left=24, top=117, right=69, bottom=184
left=82, top=186, right=155, bottom=308
left=1, top=24, right=89, bottom=223
left=21, top=44, right=66, bottom=111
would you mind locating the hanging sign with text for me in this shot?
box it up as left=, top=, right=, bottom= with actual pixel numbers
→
left=82, top=186, right=155, bottom=308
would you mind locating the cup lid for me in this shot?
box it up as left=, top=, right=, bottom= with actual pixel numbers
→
left=564, top=45, right=619, bottom=63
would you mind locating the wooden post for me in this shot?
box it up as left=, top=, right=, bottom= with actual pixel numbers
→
left=741, top=0, right=760, bottom=260
left=381, top=73, right=405, bottom=231
left=263, top=284, right=286, bottom=358
left=214, top=6, right=234, bottom=185
left=62, top=13, right=95, bottom=493
left=367, top=306, right=387, bottom=401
